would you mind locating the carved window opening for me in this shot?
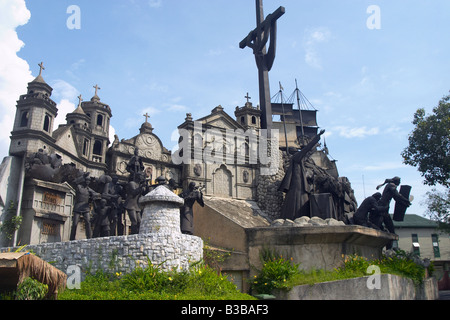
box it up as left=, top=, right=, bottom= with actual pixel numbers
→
left=20, top=111, right=29, bottom=127
left=43, top=114, right=51, bottom=132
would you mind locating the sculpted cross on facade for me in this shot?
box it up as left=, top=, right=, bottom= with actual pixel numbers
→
left=240, top=0, right=285, bottom=132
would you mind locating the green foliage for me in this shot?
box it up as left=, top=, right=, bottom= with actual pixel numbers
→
left=0, top=201, right=22, bottom=242
left=250, top=249, right=300, bottom=294
left=425, top=188, right=450, bottom=234
left=337, top=250, right=428, bottom=286
left=59, top=259, right=254, bottom=300
left=401, top=93, right=450, bottom=188
left=15, top=277, right=48, bottom=300
left=250, top=248, right=430, bottom=295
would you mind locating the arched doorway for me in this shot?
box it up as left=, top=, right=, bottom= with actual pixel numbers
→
left=213, top=165, right=232, bottom=198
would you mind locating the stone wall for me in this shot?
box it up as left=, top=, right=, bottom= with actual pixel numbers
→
left=1, top=185, right=204, bottom=279
left=1, top=233, right=203, bottom=279
left=256, top=150, right=285, bottom=220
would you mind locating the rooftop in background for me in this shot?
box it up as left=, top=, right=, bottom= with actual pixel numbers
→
left=392, top=214, right=438, bottom=229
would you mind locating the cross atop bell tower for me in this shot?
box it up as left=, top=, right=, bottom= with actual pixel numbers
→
left=38, top=62, right=45, bottom=76
left=240, top=0, right=285, bottom=132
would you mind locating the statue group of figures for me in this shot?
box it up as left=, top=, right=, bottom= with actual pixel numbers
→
left=26, top=136, right=411, bottom=245
left=69, top=147, right=205, bottom=240
left=279, top=130, right=358, bottom=223
left=278, top=131, right=412, bottom=248
left=353, top=176, right=412, bottom=248
left=69, top=171, right=144, bottom=240
left=25, top=147, right=206, bottom=240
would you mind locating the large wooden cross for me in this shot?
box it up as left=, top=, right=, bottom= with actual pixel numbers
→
left=240, top=0, right=285, bottom=131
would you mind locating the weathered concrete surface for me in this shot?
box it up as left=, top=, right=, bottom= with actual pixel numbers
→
left=274, top=275, right=439, bottom=300
left=246, top=225, right=397, bottom=272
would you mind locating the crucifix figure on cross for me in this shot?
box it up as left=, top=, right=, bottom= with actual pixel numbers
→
left=240, top=1, right=285, bottom=132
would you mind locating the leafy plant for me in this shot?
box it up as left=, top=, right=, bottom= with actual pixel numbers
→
left=0, top=201, right=22, bottom=243
left=15, top=277, right=48, bottom=300
left=338, top=250, right=429, bottom=285
left=59, top=258, right=254, bottom=300
left=251, top=248, right=300, bottom=294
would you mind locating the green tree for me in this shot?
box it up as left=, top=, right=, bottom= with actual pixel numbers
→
left=402, top=92, right=450, bottom=232
left=401, top=93, right=450, bottom=188
left=424, top=188, right=450, bottom=233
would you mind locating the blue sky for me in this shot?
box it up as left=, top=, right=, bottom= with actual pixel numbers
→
left=1, top=0, right=449, bottom=217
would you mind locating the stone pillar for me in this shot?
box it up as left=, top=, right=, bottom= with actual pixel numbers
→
left=139, top=185, right=184, bottom=234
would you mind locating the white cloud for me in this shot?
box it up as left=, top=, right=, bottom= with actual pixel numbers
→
left=206, top=49, right=222, bottom=57
left=331, top=126, right=379, bottom=139
left=51, top=80, right=79, bottom=129
left=51, top=79, right=79, bottom=102
left=54, top=99, right=76, bottom=129
left=303, top=27, right=331, bottom=69
left=0, top=0, right=32, bottom=158
left=65, top=58, right=86, bottom=80
left=362, top=162, right=406, bottom=172
left=167, top=104, right=187, bottom=112
left=148, top=0, right=162, bottom=8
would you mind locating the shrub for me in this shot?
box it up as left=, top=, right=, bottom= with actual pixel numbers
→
left=251, top=249, right=300, bottom=294
left=15, top=277, right=48, bottom=300
left=59, top=259, right=254, bottom=300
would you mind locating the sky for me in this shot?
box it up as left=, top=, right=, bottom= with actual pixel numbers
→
left=0, top=0, right=449, bottom=218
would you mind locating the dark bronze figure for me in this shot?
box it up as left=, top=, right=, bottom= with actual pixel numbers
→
left=179, top=182, right=205, bottom=235
left=353, top=192, right=386, bottom=229
left=240, top=0, right=285, bottom=131
left=126, top=147, right=144, bottom=182
left=124, top=175, right=143, bottom=234
left=278, top=130, right=325, bottom=220
left=370, top=176, right=411, bottom=248
left=70, top=173, right=99, bottom=240
left=102, top=175, right=123, bottom=236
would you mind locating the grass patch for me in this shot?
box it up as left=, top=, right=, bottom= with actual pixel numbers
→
left=250, top=249, right=431, bottom=295
left=59, top=260, right=255, bottom=300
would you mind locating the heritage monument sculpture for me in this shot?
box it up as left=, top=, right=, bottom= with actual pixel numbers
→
left=353, top=192, right=386, bottom=229
left=70, top=173, right=100, bottom=240
left=124, top=175, right=144, bottom=235
left=278, top=129, right=325, bottom=220
left=102, top=175, right=124, bottom=236
left=126, top=147, right=145, bottom=183
left=179, top=182, right=205, bottom=235
left=369, top=176, right=411, bottom=248
left=240, top=0, right=285, bottom=131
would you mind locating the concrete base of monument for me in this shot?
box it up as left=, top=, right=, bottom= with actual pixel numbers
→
left=193, top=197, right=399, bottom=292
left=246, top=225, right=398, bottom=272
left=272, top=275, right=439, bottom=300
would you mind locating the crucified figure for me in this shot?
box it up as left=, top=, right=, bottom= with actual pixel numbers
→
left=240, top=1, right=285, bottom=132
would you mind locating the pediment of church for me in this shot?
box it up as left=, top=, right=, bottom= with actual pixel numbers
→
left=115, top=132, right=170, bottom=163
left=197, top=108, right=243, bottom=131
